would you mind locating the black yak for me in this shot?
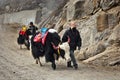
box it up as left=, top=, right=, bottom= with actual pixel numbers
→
left=31, top=28, right=66, bottom=70
left=17, top=26, right=31, bottom=50
left=31, top=32, right=45, bottom=66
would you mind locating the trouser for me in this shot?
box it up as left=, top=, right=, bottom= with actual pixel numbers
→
left=26, top=40, right=30, bottom=50
left=24, top=39, right=30, bottom=49
left=69, top=50, right=77, bottom=66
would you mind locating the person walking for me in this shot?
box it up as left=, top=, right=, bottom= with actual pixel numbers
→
left=28, top=22, right=38, bottom=36
left=62, top=20, right=82, bottom=69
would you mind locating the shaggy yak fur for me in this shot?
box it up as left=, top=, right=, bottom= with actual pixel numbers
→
left=17, top=30, right=31, bottom=50
left=31, top=30, right=66, bottom=70
left=31, top=33, right=45, bottom=66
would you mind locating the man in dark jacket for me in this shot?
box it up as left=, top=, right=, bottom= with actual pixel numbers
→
left=62, top=20, right=82, bottom=69
left=28, top=22, right=38, bottom=35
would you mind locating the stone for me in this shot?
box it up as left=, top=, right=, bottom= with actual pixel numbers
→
left=100, top=0, right=120, bottom=11
left=84, top=0, right=101, bottom=15
left=108, top=24, right=120, bottom=45
left=97, top=11, right=108, bottom=32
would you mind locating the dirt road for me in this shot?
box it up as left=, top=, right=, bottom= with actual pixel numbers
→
left=0, top=25, right=120, bottom=80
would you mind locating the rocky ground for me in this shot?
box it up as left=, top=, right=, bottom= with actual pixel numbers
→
left=0, top=24, right=120, bottom=80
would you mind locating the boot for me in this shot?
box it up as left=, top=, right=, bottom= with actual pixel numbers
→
left=36, top=59, right=38, bottom=64
left=74, top=64, right=78, bottom=70
left=67, top=61, right=73, bottom=68
left=27, top=46, right=30, bottom=50
left=20, top=45, right=22, bottom=49
left=51, top=62, right=56, bottom=70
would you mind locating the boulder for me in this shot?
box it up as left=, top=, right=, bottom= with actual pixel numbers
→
left=107, top=6, right=120, bottom=29
left=100, top=0, right=120, bottom=11
left=84, top=0, right=101, bottom=15
left=67, top=0, right=85, bottom=20
left=97, top=11, right=108, bottom=32
left=108, top=24, right=120, bottom=46
left=77, top=41, right=106, bottom=61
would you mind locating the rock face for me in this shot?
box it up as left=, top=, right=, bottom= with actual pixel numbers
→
left=100, top=0, right=120, bottom=11
left=56, top=0, right=120, bottom=66
left=0, top=0, right=64, bottom=14
left=67, top=0, right=85, bottom=20
left=0, top=0, right=65, bottom=25
left=3, top=10, right=38, bottom=25
left=66, top=0, right=120, bottom=20
left=108, top=24, right=120, bottom=43
left=97, top=11, right=108, bottom=32
left=84, top=0, right=101, bottom=15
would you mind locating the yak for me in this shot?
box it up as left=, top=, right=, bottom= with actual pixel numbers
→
left=30, top=32, right=45, bottom=66
left=17, top=29, right=31, bottom=50
left=31, top=29, right=66, bottom=70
